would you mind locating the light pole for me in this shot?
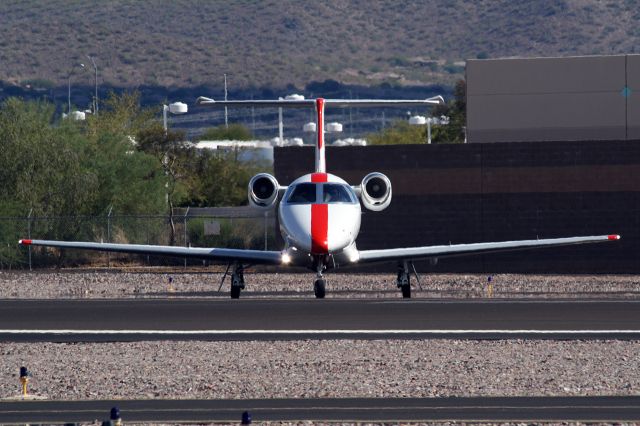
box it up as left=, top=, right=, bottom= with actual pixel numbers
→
left=86, top=55, right=98, bottom=115
left=409, top=115, right=449, bottom=144
left=278, top=94, right=305, bottom=145
left=68, top=63, right=85, bottom=115
left=162, top=102, right=188, bottom=207
left=163, top=102, right=188, bottom=134
left=224, top=73, right=228, bottom=129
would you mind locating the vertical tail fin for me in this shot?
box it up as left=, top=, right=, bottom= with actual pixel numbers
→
left=315, top=98, right=326, bottom=173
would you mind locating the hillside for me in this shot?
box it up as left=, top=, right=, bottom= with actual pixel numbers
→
left=1, top=0, right=639, bottom=91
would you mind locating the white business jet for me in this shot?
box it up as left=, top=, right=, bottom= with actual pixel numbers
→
left=19, top=96, right=620, bottom=298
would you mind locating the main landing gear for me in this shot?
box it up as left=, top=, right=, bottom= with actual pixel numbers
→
left=397, top=262, right=411, bottom=298
left=230, top=264, right=245, bottom=299
left=218, top=263, right=245, bottom=299
left=397, top=260, right=424, bottom=299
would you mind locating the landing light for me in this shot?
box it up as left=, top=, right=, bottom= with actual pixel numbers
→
left=281, top=253, right=292, bottom=264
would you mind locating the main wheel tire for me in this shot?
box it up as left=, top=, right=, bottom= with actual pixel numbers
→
left=231, top=285, right=241, bottom=299
left=401, top=283, right=411, bottom=298
left=314, top=279, right=326, bottom=299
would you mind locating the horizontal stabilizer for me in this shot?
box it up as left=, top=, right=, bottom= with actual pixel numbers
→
left=196, top=96, right=444, bottom=109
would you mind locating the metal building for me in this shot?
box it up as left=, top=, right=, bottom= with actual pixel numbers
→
left=466, top=55, right=640, bottom=143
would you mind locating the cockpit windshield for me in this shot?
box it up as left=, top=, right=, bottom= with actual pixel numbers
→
left=287, top=183, right=317, bottom=203
left=322, top=184, right=354, bottom=203
left=287, top=183, right=356, bottom=204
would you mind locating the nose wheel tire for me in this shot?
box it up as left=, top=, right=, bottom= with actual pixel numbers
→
left=314, top=278, right=326, bottom=299
left=401, top=283, right=411, bottom=298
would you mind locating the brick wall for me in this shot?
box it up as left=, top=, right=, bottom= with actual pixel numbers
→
left=274, top=141, right=640, bottom=273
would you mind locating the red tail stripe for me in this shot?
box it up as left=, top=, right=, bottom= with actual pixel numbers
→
left=311, top=173, right=328, bottom=183
left=316, top=98, right=324, bottom=150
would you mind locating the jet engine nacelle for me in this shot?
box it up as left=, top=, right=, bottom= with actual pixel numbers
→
left=359, top=172, right=392, bottom=211
left=248, top=173, right=280, bottom=209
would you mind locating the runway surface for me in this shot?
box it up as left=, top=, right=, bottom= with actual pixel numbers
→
left=2, top=299, right=640, bottom=341
left=2, top=396, right=640, bottom=423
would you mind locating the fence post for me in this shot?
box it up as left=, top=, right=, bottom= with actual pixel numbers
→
left=264, top=211, right=268, bottom=251
left=27, top=209, right=33, bottom=271
left=184, top=207, right=190, bottom=269
left=107, top=206, right=113, bottom=268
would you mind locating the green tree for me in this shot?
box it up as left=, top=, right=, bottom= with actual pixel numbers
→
left=367, top=120, right=426, bottom=145
left=136, top=125, right=194, bottom=245
left=82, top=91, right=171, bottom=216
left=187, top=150, right=264, bottom=207
left=366, top=81, right=467, bottom=145
left=0, top=98, right=97, bottom=266
left=85, top=91, right=155, bottom=142
left=0, top=98, right=96, bottom=218
left=196, top=123, right=253, bottom=141
left=0, top=95, right=171, bottom=266
left=431, top=79, right=466, bottom=143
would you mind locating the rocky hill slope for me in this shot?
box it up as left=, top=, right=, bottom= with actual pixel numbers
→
left=1, top=0, right=638, bottom=91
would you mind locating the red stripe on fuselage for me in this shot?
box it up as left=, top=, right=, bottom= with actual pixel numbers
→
left=310, top=172, right=328, bottom=253
left=311, top=203, right=329, bottom=254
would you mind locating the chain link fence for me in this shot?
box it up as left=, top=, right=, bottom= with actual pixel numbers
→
left=0, top=208, right=277, bottom=270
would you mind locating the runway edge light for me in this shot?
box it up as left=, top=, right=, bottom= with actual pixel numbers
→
left=19, top=366, right=29, bottom=397
left=110, top=406, right=121, bottom=426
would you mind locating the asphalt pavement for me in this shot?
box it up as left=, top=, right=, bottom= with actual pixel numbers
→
left=2, top=396, right=640, bottom=423
left=1, top=298, right=640, bottom=341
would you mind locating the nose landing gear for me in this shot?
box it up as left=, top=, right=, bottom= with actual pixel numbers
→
left=314, top=277, right=326, bottom=298
left=313, top=257, right=327, bottom=299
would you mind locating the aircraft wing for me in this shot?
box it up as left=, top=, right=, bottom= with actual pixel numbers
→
left=357, top=234, right=620, bottom=264
left=18, top=239, right=283, bottom=265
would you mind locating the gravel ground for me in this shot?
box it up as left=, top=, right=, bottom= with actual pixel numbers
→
left=1, top=270, right=640, bottom=426
left=0, top=270, right=639, bottom=299
left=1, top=340, right=639, bottom=401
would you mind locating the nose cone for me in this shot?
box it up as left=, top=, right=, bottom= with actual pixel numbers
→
left=279, top=204, right=333, bottom=254
left=327, top=204, right=360, bottom=252
left=279, top=203, right=361, bottom=254
left=280, top=204, right=314, bottom=252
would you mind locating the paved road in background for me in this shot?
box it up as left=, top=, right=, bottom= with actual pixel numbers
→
left=2, top=299, right=640, bottom=341
left=2, top=397, right=640, bottom=423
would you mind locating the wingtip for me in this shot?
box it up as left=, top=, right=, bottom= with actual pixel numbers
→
left=19, top=239, right=32, bottom=245
left=608, top=234, right=621, bottom=240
